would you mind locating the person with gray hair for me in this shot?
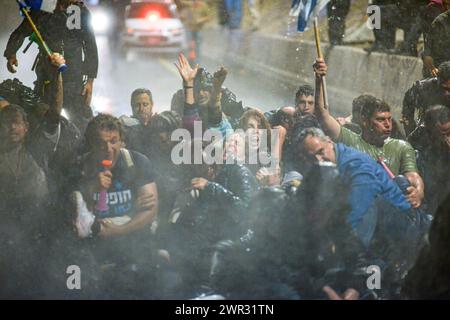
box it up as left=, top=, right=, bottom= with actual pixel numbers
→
left=292, top=126, right=426, bottom=254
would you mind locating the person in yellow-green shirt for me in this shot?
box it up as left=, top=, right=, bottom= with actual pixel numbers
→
left=312, top=58, right=425, bottom=209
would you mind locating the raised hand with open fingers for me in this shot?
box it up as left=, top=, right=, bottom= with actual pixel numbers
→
left=213, top=66, right=228, bottom=90
left=174, top=53, right=199, bottom=84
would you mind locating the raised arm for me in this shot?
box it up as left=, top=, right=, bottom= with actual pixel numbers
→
left=313, top=58, right=341, bottom=140
left=209, top=67, right=228, bottom=125
left=174, top=53, right=198, bottom=105
left=45, top=53, right=65, bottom=129
left=175, top=53, right=200, bottom=132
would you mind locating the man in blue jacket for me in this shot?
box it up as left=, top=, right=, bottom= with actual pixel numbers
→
left=292, top=126, right=420, bottom=248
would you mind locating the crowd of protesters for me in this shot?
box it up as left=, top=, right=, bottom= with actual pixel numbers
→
left=0, top=0, right=449, bottom=300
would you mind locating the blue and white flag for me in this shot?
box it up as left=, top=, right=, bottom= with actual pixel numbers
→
left=24, top=0, right=58, bottom=13
left=290, top=0, right=330, bottom=32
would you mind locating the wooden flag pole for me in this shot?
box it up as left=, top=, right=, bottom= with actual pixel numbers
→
left=313, top=17, right=328, bottom=110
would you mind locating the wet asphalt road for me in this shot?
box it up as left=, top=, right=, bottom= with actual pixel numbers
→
left=0, top=30, right=294, bottom=118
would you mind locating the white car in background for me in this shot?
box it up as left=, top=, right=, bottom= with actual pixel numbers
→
left=121, top=0, right=188, bottom=54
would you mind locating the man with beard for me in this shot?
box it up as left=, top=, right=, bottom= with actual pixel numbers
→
left=314, top=58, right=425, bottom=209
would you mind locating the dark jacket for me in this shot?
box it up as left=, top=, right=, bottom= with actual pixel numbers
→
left=402, top=77, right=449, bottom=135
left=209, top=184, right=378, bottom=300
left=424, top=9, right=450, bottom=69
left=4, top=3, right=98, bottom=81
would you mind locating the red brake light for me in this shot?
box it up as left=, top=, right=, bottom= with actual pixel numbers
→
left=129, top=4, right=173, bottom=19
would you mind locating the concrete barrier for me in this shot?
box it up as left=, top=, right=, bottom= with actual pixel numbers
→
left=202, top=29, right=423, bottom=118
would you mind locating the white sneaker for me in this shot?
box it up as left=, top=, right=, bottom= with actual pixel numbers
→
left=72, top=191, right=95, bottom=239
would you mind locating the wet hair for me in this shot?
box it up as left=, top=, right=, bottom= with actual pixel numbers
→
left=295, top=84, right=314, bottom=104
left=270, top=107, right=295, bottom=127
left=438, top=61, right=450, bottom=82
left=291, top=115, right=321, bottom=144
left=293, top=112, right=320, bottom=128
left=151, top=111, right=182, bottom=134
left=352, top=94, right=377, bottom=125
left=194, top=68, right=214, bottom=92
left=0, top=104, right=28, bottom=125
left=84, top=113, right=125, bottom=150
left=292, top=127, right=328, bottom=150
left=360, top=97, right=390, bottom=121
left=238, top=108, right=272, bottom=152
left=424, top=105, right=450, bottom=128
left=130, top=88, right=153, bottom=106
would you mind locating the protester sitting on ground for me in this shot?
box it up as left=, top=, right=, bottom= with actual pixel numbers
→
left=146, top=111, right=190, bottom=246
left=120, top=88, right=157, bottom=158
left=295, top=84, right=315, bottom=116
left=314, top=58, right=425, bottom=209
left=291, top=127, right=429, bottom=282
left=337, top=94, right=405, bottom=140
left=408, top=105, right=450, bottom=214
left=225, top=108, right=280, bottom=187
left=70, top=113, right=159, bottom=298
left=0, top=53, right=66, bottom=298
left=209, top=165, right=380, bottom=300
left=264, top=106, right=295, bottom=164
left=162, top=145, right=258, bottom=298
left=403, top=61, right=450, bottom=136
left=282, top=114, right=322, bottom=174
left=266, top=106, right=296, bottom=131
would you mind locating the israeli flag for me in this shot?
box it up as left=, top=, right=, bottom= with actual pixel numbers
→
left=290, top=0, right=330, bottom=32
left=24, top=0, right=58, bottom=13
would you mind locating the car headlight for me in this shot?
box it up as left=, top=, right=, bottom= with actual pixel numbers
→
left=91, top=9, right=111, bottom=34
